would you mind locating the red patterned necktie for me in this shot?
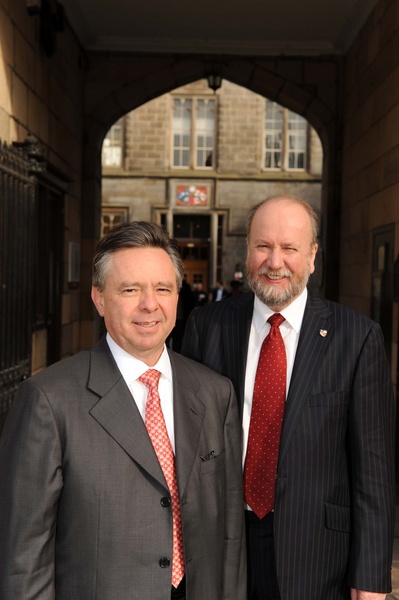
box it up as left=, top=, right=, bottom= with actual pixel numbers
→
left=244, top=313, right=287, bottom=518
left=139, top=369, right=185, bottom=588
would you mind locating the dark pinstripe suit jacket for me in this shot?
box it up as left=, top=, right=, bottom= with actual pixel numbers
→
left=182, top=291, right=396, bottom=600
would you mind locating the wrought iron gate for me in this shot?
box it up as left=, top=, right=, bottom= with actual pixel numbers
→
left=0, top=142, right=36, bottom=434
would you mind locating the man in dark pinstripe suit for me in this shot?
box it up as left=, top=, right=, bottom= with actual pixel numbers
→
left=182, top=195, right=395, bottom=600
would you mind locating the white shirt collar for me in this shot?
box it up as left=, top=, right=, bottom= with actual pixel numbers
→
left=253, top=287, right=308, bottom=334
left=106, top=333, right=172, bottom=385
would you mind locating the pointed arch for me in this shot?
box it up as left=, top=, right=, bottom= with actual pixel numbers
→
left=81, top=54, right=342, bottom=344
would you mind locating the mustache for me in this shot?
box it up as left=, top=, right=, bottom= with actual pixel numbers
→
left=257, top=267, right=292, bottom=279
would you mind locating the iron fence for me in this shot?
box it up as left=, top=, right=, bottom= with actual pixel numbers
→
left=0, top=141, right=36, bottom=434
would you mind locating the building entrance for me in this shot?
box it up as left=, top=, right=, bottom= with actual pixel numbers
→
left=173, top=215, right=210, bottom=292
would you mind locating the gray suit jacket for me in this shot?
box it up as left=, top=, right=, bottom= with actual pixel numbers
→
left=182, top=291, right=396, bottom=600
left=0, top=338, right=246, bottom=600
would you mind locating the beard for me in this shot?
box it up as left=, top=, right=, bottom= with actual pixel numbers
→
left=246, top=264, right=311, bottom=310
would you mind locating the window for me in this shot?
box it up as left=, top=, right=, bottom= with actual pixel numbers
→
left=172, top=97, right=216, bottom=169
left=265, top=101, right=283, bottom=169
left=101, top=207, right=129, bottom=236
left=288, top=111, right=307, bottom=169
left=264, top=100, right=308, bottom=171
left=102, top=118, right=124, bottom=167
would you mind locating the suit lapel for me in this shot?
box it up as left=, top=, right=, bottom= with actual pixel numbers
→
left=278, top=295, right=333, bottom=467
left=222, top=293, right=254, bottom=415
left=88, top=339, right=167, bottom=490
left=169, top=352, right=205, bottom=499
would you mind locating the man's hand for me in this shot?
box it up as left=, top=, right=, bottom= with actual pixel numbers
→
left=350, top=589, right=386, bottom=600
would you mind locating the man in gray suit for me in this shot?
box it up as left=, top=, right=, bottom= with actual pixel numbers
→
left=0, top=221, right=246, bottom=600
left=182, top=195, right=395, bottom=600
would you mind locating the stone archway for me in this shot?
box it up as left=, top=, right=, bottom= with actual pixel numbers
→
left=81, top=54, right=342, bottom=346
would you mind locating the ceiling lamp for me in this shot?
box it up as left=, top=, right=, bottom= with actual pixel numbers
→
left=207, top=74, right=222, bottom=92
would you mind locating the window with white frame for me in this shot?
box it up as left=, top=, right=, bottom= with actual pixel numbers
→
left=265, top=101, right=283, bottom=169
left=172, top=97, right=216, bottom=169
left=102, top=118, right=124, bottom=167
left=264, top=100, right=308, bottom=171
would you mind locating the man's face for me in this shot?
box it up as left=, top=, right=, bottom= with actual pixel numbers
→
left=91, top=247, right=179, bottom=366
left=246, top=199, right=318, bottom=311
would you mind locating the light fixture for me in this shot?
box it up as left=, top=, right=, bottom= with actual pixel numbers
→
left=207, top=74, right=222, bottom=92
left=26, top=0, right=65, bottom=56
left=26, top=0, right=42, bottom=15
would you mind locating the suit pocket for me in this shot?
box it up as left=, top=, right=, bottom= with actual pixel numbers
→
left=324, top=502, right=351, bottom=532
left=200, top=448, right=226, bottom=474
left=309, top=391, right=348, bottom=407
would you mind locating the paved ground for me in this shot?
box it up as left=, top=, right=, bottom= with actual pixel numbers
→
left=387, top=503, right=399, bottom=599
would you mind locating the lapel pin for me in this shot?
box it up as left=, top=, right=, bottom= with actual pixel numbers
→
left=319, top=329, right=328, bottom=337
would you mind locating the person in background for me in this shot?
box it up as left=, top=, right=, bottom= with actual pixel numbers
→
left=193, top=282, right=208, bottom=307
left=0, top=221, right=246, bottom=600
left=211, top=281, right=229, bottom=302
left=182, top=195, right=395, bottom=600
left=228, top=279, right=244, bottom=297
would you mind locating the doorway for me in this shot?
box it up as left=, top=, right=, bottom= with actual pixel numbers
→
left=173, top=214, right=210, bottom=291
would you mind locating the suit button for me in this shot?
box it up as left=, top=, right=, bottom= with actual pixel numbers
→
left=160, top=497, right=171, bottom=507
left=159, top=557, right=171, bottom=568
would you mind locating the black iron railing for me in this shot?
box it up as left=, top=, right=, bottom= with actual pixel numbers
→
left=0, top=141, right=36, bottom=434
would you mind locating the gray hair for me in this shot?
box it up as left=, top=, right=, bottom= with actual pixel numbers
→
left=92, top=221, right=184, bottom=291
left=246, top=194, right=319, bottom=247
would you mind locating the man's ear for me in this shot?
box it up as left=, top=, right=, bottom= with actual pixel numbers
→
left=309, top=243, right=318, bottom=275
left=91, top=286, right=105, bottom=316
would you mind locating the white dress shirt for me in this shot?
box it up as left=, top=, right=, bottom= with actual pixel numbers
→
left=106, top=333, right=176, bottom=452
left=215, top=287, right=224, bottom=301
left=242, top=288, right=308, bottom=469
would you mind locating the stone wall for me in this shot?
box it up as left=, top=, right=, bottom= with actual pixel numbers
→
left=218, top=81, right=264, bottom=175
left=3, top=0, right=397, bottom=376
left=118, top=80, right=323, bottom=179
left=125, top=94, right=170, bottom=172
left=0, top=0, right=85, bottom=367
left=102, top=79, right=323, bottom=292
left=341, top=0, right=399, bottom=377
